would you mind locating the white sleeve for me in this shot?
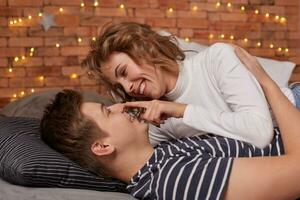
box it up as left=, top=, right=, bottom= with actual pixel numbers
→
left=183, top=43, right=274, bottom=148
left=148, top=123, right=174, bottom=147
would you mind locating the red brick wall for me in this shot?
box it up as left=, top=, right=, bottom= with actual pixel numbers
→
left=0, top=0, right=299, bottom=107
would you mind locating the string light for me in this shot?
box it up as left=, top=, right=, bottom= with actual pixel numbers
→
left=168, top=8, right=174, bottom=13
left=77, top=37, right=82, bottom=43
left=80, top=2, right=85, bottom=7
left=31, top=89, right=35, bottom=93
left=254, top=9, right=259, bottom=15
left=39, top=76, right=44, bottom=81
left=209, top=34, right=214, bottom=39
left=92, top=36, right=96, bottom=41
left=277, top=47, right=282, bottom=52
left=14, top=57, right=19, bottom=62
left=220, top=34, right=225, bottom=39
left=275, top=15, right=280, bottom=21
left=13, top=19, right=17, bottom=24
left=269, top=44, right=274, bottom=49
left=192, top=6, right=198, bottom=11
left=241, top=6, right=245, bottom=11
left=256, top=42, right=262, bottom=47
left=59, top=7, right=64, bottom=12
left=55, top=43, right=60, bottom=48
left=28, top=15, right=32, bottom=20
left=9, top=21, right=13, bottom=25
left=20, top=91, right=25, bottom=97
left=70, top=73, right=78, bottom=79
left=243, top=38, right=248, bottom=43
left=38, top=12, right=43, bottom=17
left=94, top=0, right=98, bottom=7
left=13, top=94, right=17, bottom=98
left=184, top=37, right=190, bottom=42
left=8, top=68, right=13, bottom=73
left=285, top=48, right=289, bottom=53
left=119, top=4, right=125, bottom=9
left=18, top=18, right=22, bottom=22
left=230, top=35, right=234, bottom=40
left=265, top=13, right=270, bottom=18
left=215, top=2, right=221, bottom=8
left=227, top=3, right=232, bottom=8
left=21, top=55, right=25, bottom=60
left=280, top=17, right=286, bottom=23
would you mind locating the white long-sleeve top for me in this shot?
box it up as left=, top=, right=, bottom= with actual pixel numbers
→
left=149, top=43, right=284, bottom=148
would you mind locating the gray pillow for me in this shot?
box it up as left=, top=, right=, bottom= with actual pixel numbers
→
left=0, top=116, right=127, bottom=192
left=0, top=89, right=113, bottom=119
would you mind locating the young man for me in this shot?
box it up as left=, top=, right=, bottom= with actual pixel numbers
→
left=40, top=69, right=300, bottom=200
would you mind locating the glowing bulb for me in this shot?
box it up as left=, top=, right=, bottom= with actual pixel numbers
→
left=275, top=15, right=280, bottom=21
left=285, top=48, right=289, bottom=53
left=8, top=68, right=13, bottom=73
left=209, top=34, right=214, bottom=39
left=39, top=76, right=44, bottom=81
left=277, top=47, right=282, bottom=52
left=55, top=43, right=60, bottom=48
left=244, top=38, right=248, bottom=42
left=241, top=6, right=245, bottom=11
left=265, top=13, right=270, bottom=18
left=230, top=35, right=234, bottom=40
left=13, top=19, right=17, bottom=24
left=168, top=8, right=173, bottom=13
left=18, top=18, right=22, bottom=22
left=92, top=37, right=96, bottom=41
left=280, top=17, right=286, bottom=23
left=269, top=44, right=274, bottom=49
left=192, top=6, right=198, bottom=11
left=38, top=12, right=43, bottom=17
left=9, top=21, right=13, bottom=25
left=255, top=9, right=259, bottom=14
left=256, top=42, right=261, bottom=47
left=13, top=94, right=17, bottom=98
left=184, top=37, right=190, bottom=42
left=119, top=4, right=125, bottom=9
left=78, top=37, right=82, bottom=43
left=30, top=47, right=35, bottom=52
left=216, top=2, right=221, bottom=8
left=30, top=52, right=34, bottom=57
left=94, top=0, right=98, bottom=7
left=28, top=15, right=32, bottom=20
left=20, top=91, right=25, bottom=96
left=59, top=7, right=64, bottom=12
left=14, top=57, right=19, bottom=62
left=31, top=88, right=35, bottom=93
left=21, top=56, right=25, bottom=60
left=71, top=73, right=78, bottom=79
left=227, top=2, right=232, bottom=8
left=81, top=2, right=85, bottom=7
left=220, top=34, right=225, bottom=39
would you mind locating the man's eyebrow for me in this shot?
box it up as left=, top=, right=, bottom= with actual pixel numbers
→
left=114, top=64, right=121, bottom=78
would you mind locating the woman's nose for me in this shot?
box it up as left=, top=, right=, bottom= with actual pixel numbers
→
left=122, top=80, right=134, bottom=94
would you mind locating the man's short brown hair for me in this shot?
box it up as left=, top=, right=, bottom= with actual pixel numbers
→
left=40, top=89, right=108, bottom=176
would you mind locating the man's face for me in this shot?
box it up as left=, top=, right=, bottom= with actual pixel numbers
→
left=81, top=102, right=149, bottom=150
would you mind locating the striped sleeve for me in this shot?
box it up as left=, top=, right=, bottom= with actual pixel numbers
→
left=151, top=154, right=233, bottom=200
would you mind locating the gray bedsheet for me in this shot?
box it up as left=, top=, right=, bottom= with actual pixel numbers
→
left=0, top=178, right=135, bottom=200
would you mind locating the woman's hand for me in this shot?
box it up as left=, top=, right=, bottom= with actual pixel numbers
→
left=122, top=100, right=187, bottom=125
left=234, top=46, right=271, bottom=85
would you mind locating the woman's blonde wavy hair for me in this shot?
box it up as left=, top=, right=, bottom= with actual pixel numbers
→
left=81, top=22, right=185, bottom=102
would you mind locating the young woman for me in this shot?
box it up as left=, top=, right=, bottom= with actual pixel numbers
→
left=82, top=22, right=295, bottom=148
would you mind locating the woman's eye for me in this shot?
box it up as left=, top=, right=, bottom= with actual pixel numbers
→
left=121, top=68, right=127, bottom=77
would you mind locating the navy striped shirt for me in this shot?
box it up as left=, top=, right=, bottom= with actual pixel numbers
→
left=127, top=128, right=283, bottom=200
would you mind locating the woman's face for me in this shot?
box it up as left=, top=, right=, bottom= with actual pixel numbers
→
left=100, top=52, right=176, bottom=99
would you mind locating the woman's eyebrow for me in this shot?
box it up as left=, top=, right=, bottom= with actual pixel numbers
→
left=115, top=64, right=121, bottom=78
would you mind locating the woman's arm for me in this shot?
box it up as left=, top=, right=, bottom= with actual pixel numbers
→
left=224, top=47, right=300, bottom=199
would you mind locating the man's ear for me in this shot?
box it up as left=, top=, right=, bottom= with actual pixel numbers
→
left=91, top=140, right=115, bottom=157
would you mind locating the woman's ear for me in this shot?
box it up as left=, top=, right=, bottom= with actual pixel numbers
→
left=91, top=140, right=115, bottom=157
